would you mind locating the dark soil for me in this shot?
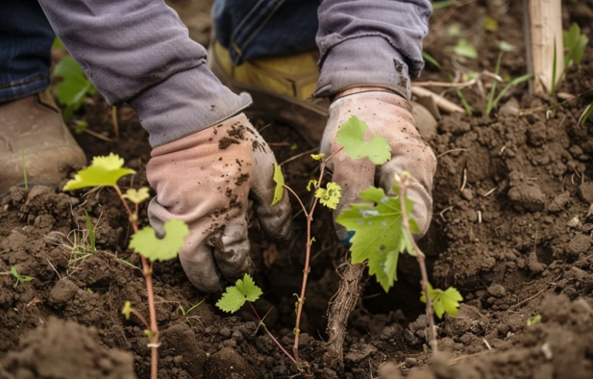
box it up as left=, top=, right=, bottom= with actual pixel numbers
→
left=2, top=1, right=593, bottom=378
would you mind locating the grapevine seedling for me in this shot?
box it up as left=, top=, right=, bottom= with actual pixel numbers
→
left=63, top=153, right=189, bottom=379
left=11, top=266, right=33, bottom=288
left=270, top=115, right=392, bottom=365
left=216, top=274, right=297, bottom=365
left=334, top=118, right=464, bottom=354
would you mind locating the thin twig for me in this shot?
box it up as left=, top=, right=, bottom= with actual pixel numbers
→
left=248, top=301, right=297, bottom=365
left=397, top=174, right=438, bottom=355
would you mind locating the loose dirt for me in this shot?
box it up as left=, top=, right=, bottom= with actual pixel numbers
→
left=2, top=1, right=593, bottom=378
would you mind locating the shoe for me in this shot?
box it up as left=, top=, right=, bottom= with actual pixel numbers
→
left=0, top=91, right=87, bottom=195
left=208, top=41, right=438, bottom=143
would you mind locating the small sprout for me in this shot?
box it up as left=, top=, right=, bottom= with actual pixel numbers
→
left=420, top=283, right=463, bottom=319
left=306, top=179, right=318, bottom=192
left=123, top=187, right=151, bottom=204
left=315, top=182, right=342, bottom=209
left=84, top=210, right=96, bottom=253
left=290, top=144, right=298, bottom=151
left=122, top=301, right=133, bottom=320
left=309, top=237, right=316, bottom=246
left=129, top=219, right=189, bottom=262
left=271, top=164, right=284, bottom=206
left=74, top=120, right=88, bottom=134
left=453, top=39, right=478, bottom=59
left=10, top=267, right=34, bottom=289
left=63, top=153, right=136, bottom=191
left=527, top=314, right=542, bottom=326
left=310, top=153, right=325, bottom=161
left=216, top=274, right=263, bottom=313
left=447, top=24, right=461, bottom=37
left=87, top=288, right=93, bottom=294
left=336, top=116, right=391, bottom=164
left=179, top=299, right=205, bottom=316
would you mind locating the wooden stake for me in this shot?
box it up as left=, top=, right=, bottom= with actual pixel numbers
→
left=524, top=0, right=564, bottom=93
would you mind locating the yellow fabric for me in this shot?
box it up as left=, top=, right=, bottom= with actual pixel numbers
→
left=213, top=42, right=320, bottom=100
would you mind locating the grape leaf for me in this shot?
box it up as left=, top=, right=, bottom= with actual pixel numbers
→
left=336, top=116, right=391, bottom=165
left=336, top=185, right=418, bottom=292
left=271, top=164, right=284, bottom=206
left=420, top=283, right=463, bottom=319
left=315, top=182, right=341, bottom=209
left=216, top=274, right=263, bottom=313
left=123, top=187, right=150, bottom=204
left=129, top=219, right=189, bottom=262
left=54, top=56, right=97, bottom=119
left=63, top=153, right=136, bottom=191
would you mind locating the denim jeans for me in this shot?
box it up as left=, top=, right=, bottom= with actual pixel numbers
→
left=213, top=0, right=319, bottom=65
left=0, top=0, right=55, bottom=102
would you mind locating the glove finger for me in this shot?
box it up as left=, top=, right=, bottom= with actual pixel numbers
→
left=249, top=133, right=292, bottom=241
left=328, top=151, right=376, bottom=243
left=209, top=214, right=255, bottom=284
left=148, top=197, right=226, bottom=292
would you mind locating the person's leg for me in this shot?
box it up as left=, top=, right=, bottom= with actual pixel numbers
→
left=0, top=0, right=86, bottom=195
left=0, top=0, right=54, bottom=102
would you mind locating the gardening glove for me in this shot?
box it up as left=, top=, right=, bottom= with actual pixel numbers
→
left=320, top=87, right=437, bottom=241
left=146, top=113, right=292, bottom=292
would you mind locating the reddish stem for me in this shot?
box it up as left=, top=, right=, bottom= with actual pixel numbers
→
left=114, top=185, right=159, bottom=379
left=248, top=301, right=297, bottom=365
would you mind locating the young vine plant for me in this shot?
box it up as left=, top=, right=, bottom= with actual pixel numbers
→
left=63, top=153, right=189, bottom=379
left=216, top=115, right=461, bottom=366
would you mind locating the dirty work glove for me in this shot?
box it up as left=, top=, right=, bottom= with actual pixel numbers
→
left=146, top=113, right=292, bottom=292
left=320, top=87, right=437, bottom=240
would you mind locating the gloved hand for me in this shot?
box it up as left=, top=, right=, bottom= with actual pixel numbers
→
left=320, top=87, right=437, bottom=240
left=146, top=113, right=292, bottom=292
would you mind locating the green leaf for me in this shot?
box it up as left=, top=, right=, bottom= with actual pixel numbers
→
left=271, top=164, right=284, bottom=206
left=129, top=219, right=189, bottom=262
left=54, top=56, right=97, bottom=117
left=310, top=153, right=325, bottom=161
left=216, top=274, right=263, bottom=313
left=315, top=182, right=342, bottom=209
left=482, top=18, right=498, bottom=32
left=579, top=101, right=593, bottom=126
left=10, top=266, right=34, bottom=288
left=63, top=153, right=136, bottom=191
left=453, top=39, right=478, bottom=59
left=123, top=187, right=151, bottom=204
left=447, top=24, right=461, bottom=37
left=336, top=185, right=418, bottom=292
left=336, top=116, right=391, bottom=165
left=306, top=179, right=318, bottom=192
left=420, top=283, right=463, bottom=319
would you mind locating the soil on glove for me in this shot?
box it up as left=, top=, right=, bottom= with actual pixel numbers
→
left=2, top=1, right=593, bottom=378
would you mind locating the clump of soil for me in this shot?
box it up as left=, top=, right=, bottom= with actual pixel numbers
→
left=0, top=318, right=135, bottom=379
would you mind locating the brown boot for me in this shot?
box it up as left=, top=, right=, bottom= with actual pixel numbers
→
left=0, top=91, right=86, bottom=195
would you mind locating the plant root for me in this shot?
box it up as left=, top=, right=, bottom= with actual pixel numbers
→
left=324, top=257, right=365, bottom=371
